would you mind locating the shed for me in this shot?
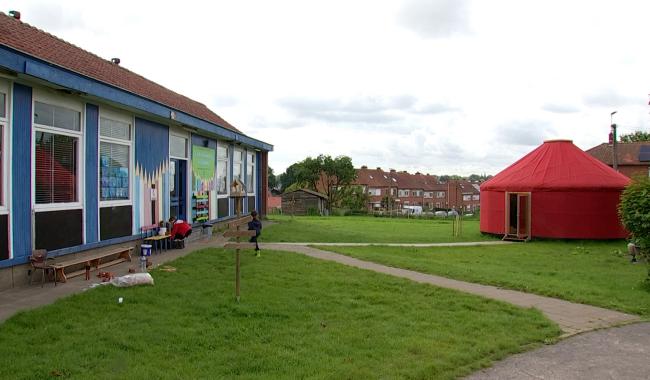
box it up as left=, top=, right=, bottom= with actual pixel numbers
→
left=281, top=189, right=327, bottom=216
left=480, top=140, right=630, bottom=240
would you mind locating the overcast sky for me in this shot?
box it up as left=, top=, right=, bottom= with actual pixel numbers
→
left=13, top=0, right=650, bottom=175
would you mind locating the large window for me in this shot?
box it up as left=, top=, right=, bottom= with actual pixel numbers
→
left=99, top=116, right=131, bottom=202
left=35, top=132, right=78, bottom=203
left=246, top=151, right=255, bottom=194
left=217, top=143, right=229, bottom=195
left=34, top=99, right=82, bottom=205
left=233, top=149, right=243, bottom=183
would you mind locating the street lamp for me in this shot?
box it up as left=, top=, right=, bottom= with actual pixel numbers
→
left=611, top=111, right=618, bottom=171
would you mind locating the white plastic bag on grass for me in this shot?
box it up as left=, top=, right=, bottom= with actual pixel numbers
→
left=110, top=273, right=154, bottom=287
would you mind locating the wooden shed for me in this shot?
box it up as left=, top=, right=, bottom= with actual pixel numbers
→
left=281, top=189, right=328, bottom=216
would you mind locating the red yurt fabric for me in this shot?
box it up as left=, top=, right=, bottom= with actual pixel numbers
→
left=480, top=140, right=630, bottom=239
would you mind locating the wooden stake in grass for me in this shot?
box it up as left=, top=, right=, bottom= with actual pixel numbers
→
left=227, top=179, right=249, bottom=302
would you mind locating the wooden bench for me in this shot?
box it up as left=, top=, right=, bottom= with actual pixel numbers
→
left=49, top=247, right=133, bottom=283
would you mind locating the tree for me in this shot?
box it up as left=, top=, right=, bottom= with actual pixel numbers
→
left=267, top=167, right=277, bottom=190
left=620, top=131, right=650, bottom=143
left=338, top=185, right=369, bottom=211
left=317, top=155, right=356, bottom=211
left=619, top=176, right=650, bottom=280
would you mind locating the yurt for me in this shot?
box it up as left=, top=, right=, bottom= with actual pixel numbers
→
left=480, top=140, right=630, bottom=240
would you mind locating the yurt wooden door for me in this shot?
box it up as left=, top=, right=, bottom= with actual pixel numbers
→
left=505, top=192, right=531, bottom=240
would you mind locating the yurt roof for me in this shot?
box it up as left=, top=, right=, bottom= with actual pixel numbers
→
left=481, top=140, right=630, bottom=192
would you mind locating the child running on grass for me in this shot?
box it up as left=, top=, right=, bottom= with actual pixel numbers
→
left=248, top=210, right=262, bottom=257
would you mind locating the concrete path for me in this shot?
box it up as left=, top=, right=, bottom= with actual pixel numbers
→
left=265, top=241, right=514, bottom=247
left=466, top=322, right=650, bottom=380
left=261, top=243, right=640, bottom=336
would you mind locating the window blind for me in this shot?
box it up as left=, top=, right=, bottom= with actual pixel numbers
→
left=100, top=142, right=129, bottom=201
left=35, top=132, right=78, bottom=203
left=100, top=117, right=130, bottom=140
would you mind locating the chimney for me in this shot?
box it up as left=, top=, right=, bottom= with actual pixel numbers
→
left=111, top=58, right=121, bottom=65
left=8, top=10, right=21, bottom=20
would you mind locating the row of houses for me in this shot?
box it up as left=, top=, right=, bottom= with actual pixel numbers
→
left=0, top=12, right=271, bottom=279
left=353, top=166, right=481, bottom=213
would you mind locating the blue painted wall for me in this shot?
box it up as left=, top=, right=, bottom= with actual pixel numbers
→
left=11, top=83, right=32, bottom=261
left=85, top=103, right=99, bottom=243
left=135, top=118, right=169, bottom=177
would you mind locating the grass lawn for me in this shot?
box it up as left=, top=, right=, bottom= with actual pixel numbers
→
left=317, top=240, right=650, bottom=317
left=264, top=215, right=496, bottom=243
left=0, top=248, right=559, bottom=379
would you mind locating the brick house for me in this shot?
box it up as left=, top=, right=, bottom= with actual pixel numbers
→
left=586, top=142, right=650, bottom=178
left=353, top=166, right=479, bottom=212
left=446, top=180, right=481, bottom=213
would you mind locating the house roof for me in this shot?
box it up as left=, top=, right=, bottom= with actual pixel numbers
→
left=482, top=140, right=630, bottom=192
left=0, top=12, right=239, bottom=133
left=354, top=167, right=394, bottom=188
left=283, top=188, right=328, bottom=200
left=586, top=142, right=650, bottom=166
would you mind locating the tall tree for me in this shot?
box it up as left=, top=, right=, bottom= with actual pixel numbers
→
left=318, top=155, right=356, bottom=211
left=620, top=131, right=650, bottom=142
left=267, top=167, right=277, bottom=190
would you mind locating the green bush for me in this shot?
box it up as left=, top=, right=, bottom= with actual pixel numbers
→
left=307, top=207, right=320, bottom=216
left=619, top=176, right=650, bottom=280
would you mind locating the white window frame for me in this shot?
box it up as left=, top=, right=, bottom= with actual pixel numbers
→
left=32, top=89, right=84, bottom=212
left=246, top=150, right=255, bottom=196
left=436, top=191, right=445, bottom=198
left=98, top=107, right=134, bottom=207
left=424, top=191, right=433, bottom=198
left=217, top=142, right=230, bottom=198
left=233, top=148, right=243, bottom=183
left=0, top=79, right=10, bottom=214
left=169, top=132, right=189, bottom=160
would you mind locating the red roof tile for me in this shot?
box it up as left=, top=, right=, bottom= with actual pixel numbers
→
left=0, top=13, right=239, bottom=133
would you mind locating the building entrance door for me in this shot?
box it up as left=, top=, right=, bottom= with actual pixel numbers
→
left=170, top=158, right=187, bottom=221
left=505, top=192, right=531, bottom=240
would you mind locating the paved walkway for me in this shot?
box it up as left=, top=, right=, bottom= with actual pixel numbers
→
left=466, top=322, right=650, bottom=380
left=266, top=241, right=514, bottom=247
left=261, top=243, right=640, bottom=336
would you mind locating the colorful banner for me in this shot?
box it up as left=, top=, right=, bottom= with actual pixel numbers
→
left=192, top=145, right=215, bottom=181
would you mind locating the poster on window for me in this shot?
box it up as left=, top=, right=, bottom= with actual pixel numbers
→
left=191, top=146, right=215, bottom=181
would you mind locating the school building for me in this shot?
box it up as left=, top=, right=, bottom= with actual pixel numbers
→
left=0, top=12, right=272, bottom=277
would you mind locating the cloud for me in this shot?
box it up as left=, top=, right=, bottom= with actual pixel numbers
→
left=494, top=120, right=556, bottom=146
left=414, top=103, right=460, bottom=114
left=22, top=4, right=87, bottom=32
left=277, top=95, right=418, bottom=124
left=212, top=95, right=239, bottom=108
left=541, top=103, right=580, bottom=114
left=397, top=0, right=472, bottom=39
left=583, top=91, right=640, bottom=107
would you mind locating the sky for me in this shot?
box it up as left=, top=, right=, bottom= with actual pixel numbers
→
left=11, top=0, right=650, bottom=175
